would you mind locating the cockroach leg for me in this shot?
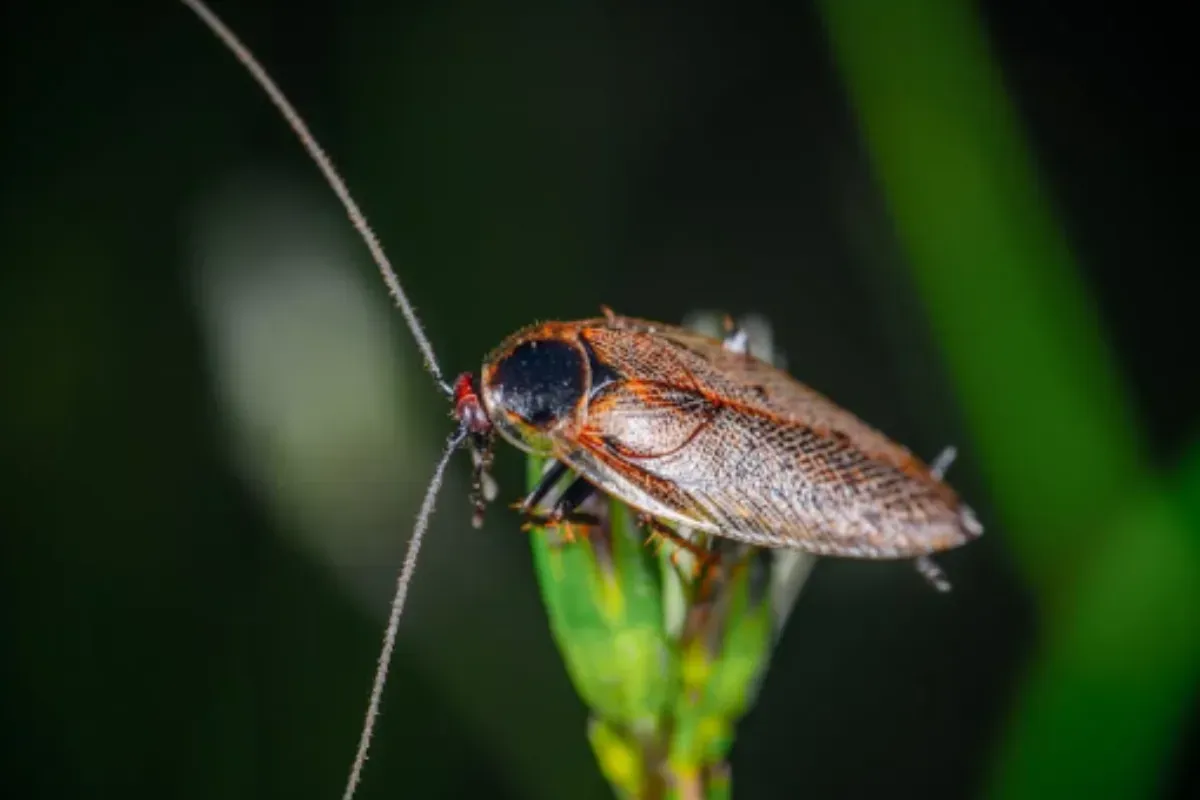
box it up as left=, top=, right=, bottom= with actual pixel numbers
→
left=929, top=446, right=958, bottom=481
left=549, top=475, right=600, bottom=519
left=636, top=513, right=721, bottom=580
left=520, top=511, right=602, bottom=543
left=647, top=532, right=694, bottom=575
left=519, top=475, right=601, bottom=544
left=693, top=541, right=760, bottom=604
left=917, top=446, right=960, bottom=591
left=720, top=315, right=750, bottom=355
left=915, top=555, right=953, bottom=593
left=516, top=459, right=570, bottom=515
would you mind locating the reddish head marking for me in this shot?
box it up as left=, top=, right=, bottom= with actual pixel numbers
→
left=453, top=372, right=491, bottom=436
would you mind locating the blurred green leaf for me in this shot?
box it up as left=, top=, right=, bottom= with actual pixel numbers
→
left=817, top=0, right=1146, bottom=592
left=818, top=1, right=1200, bottom=797
left=989, top=482, right=1200, bottom=798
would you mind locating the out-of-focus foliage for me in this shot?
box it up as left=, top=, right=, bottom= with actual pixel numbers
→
left=819, top=1, right=1200, bottom=797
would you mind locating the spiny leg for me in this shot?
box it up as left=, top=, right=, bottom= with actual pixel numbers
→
left=519, top=474, right=601, bottom=543
left=915, top=555, right=952, bottom=593
left=638, top=513, right=707, bottom=563
left=637, top=513, right=724, bottom=591
left=546, top=475, right=600, bottom=524
left=913, top=445, right=959, bottom=591
left=516, top=459, right=569, bottom=516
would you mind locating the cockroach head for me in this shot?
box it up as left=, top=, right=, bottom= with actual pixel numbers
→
left=476, top=334, right=591, bottom=458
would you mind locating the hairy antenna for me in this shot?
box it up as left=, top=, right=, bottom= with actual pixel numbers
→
left=180, top=2, right=467, bottom=798
left=343, top=425, right=467, bottom=800
left=181, top=0, right=452, bottom=397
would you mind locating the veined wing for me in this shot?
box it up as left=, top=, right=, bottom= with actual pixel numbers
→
left=560, top=317, right=981, bottom=558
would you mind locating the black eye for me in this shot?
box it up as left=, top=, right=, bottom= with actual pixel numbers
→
left=488, top=339, right=586, bottom=427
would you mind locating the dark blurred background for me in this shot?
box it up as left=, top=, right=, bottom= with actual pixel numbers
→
left=2, top=1, right=1195, bottom=798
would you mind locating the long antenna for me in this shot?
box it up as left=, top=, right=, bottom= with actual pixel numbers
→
left=342, top=425, right=467, bottom=800
left=181, top=0, right=453, bottom=397
left=180, top=3, right=467, bottom=798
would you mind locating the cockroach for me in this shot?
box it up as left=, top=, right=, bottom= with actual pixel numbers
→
left=458, top=312, right=982, bottom=572
left=180, top=2, right=984, bottom=798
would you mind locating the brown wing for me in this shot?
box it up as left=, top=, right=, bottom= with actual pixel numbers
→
left=553, top=314, right=982, bottom=559
left=594, top=315, right=924, bottom=462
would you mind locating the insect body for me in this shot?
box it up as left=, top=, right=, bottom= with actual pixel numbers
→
left=455, top=309, right=982, bottom=574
